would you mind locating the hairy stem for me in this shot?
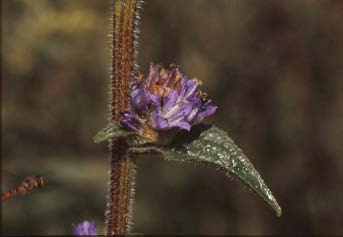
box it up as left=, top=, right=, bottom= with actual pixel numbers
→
left=106, top=0, right=142, bottom=235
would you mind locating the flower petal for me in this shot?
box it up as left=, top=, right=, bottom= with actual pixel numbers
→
left=163, top=89, right=179, bottom=113
left=120, top=110, right=143, bottom=132
left=170, top=121, right=191, bottom=131
left=150, top=94, right=161, bottom=110
left=178, top=78, right=188, bottom=100
left=184, top=79, right=198, bottom=98
left=187, top=107, right=200, bottom=123
left=132, top=88, right=149, bottom=112
left=169, top=102, right=192, bottom=122
left=194, top=105, right=217, bottom=124
left=155, top=115, right=169, bottom=129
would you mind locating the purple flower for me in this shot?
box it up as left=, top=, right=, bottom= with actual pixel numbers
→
left=73, top=220, right=97, bottom=236
left=120, top=63, right=217, bottom=134
left=130, top=71, right=150, bottom=113
left=120, top=109, right=143, bottom=132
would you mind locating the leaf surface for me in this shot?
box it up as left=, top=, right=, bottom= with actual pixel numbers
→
left=93, top=123, right=137, bottom=143
left=129, top=125, right=282, bottom=217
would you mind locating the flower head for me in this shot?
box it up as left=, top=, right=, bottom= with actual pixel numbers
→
left=120, top=63, right=217, bottom=138
left=73, top=220, right=97, bottom=236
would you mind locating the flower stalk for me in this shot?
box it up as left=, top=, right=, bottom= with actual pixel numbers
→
left=106, top=0, right=142, bottom=235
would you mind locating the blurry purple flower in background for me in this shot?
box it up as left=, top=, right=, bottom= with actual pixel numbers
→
left=120, top=63, right=217, bottom=135
left=73, top=220, right=97, bottom=236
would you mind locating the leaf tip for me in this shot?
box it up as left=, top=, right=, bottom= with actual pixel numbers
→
left=275, top=206, right=282, bottom=217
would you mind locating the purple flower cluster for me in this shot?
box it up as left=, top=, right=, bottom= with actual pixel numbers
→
left=120, top=64, right=216, bottom=134
left=73, top=220, right=97, bottom=236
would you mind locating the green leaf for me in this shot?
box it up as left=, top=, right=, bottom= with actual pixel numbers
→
left=93, top=123, right=137, bottom=143
left=129, top=125, right=282, bottom=217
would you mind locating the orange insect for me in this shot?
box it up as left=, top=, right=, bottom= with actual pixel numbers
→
left=2, top=176, right=44, bottom=201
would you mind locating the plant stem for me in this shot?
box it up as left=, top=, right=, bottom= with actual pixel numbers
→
left=106, top=0, right=142, bottom=235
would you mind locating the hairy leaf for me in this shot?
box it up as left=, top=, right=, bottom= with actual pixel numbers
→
left=129, top=125, right=282, bottom=217
left=93, top=123, right=137, bottom=143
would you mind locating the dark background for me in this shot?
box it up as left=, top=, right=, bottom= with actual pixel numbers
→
left=2, top=0, right=343, bottom=235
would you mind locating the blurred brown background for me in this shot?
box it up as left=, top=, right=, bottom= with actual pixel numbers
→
left=2, top=0, right=343, bottom=235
